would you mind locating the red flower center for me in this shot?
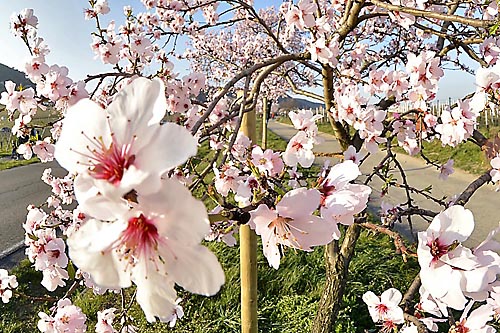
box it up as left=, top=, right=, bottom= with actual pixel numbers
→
left=453, top=319, right=470, bottom=333
left=122, top=214, right=159, bottom=259
left=88, top=137, right=135, bottom=186
left=376, top=303, right=389, bottom=315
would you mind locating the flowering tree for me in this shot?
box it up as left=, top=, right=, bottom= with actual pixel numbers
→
left=2, top=0, right=500, bottom=332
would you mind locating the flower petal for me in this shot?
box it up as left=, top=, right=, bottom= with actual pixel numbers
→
left=277, top=188, right=320, bottom=219
left=139, top=178, right=210, bottom=244
left=134, top=123, right=197, bottom=195
left=107, top=77, right=167, bottom=148
left=67, top=219, right=131, bottom=288
left=55, top=99, right=110, bottom=173
left=159, top=240, right=225, bottom=295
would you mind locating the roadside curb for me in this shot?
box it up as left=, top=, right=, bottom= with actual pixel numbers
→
left=0, top=241, right=25, bottom=269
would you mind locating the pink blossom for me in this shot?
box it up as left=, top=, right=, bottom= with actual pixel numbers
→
left=283, top=131, right=315, bottom=168
left=55, top=77, right=197, bottom=220
left=249, top=188, right=336, bottom=269
left=165, top=298, right=184, bottom=327
left=319, top=161, right=371, bottom=228
left=451, top=302, right=496, bottom=333
left=439, top=159, right=454, bottom=180
left=17, top=142, right=33, bottom=160
left=417, top=206, right=488, bottom=310
left=251, top=146, right=284, bottom=176
left=235, top=175, right=259, bottom=207
left=38, top=65, right=73, bottom=102
left=288, top=109, right=322, bottom=132
left=94, top=0, right=110, bottom=15
left=14, top=88, right=37, bottom=116
left=10, top=8, right=38, bottom=37
left=0, top=269, right=18, bottom=303
left=490, top=155, right=500, bottom=185
left=362, top=288, right=404, bottom=324
left=95, top=308, right=117, bottom=333
left=67, top=179, right=224, bottom=322
left=309, top=37, right=333, bottom=64
left=0, top=81, right=20, bottom=112
left=33, top=138, right=55, bottom=162
left=214, top=164, right=242, bottom=196
left=343, top=145, right=362, bottom=165
left=38, top=299, right=87, bottom=333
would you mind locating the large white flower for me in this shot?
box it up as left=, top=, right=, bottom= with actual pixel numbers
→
left=417, top=205, right=489, bottom=310
left=319, top=160, right=371, bottom=227
left=55, top=77, right=197, bottom=220
left=67, top=178, right=225, bottom=322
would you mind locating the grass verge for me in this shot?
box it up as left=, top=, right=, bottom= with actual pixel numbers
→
left=0, top=157, right=39, bottom=170
left=278, top=116, right=497, bottom=175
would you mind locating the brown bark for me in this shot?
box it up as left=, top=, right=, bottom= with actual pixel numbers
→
left=312, top=225, right=361, bottom=333
left=311, top=61, right=358, bottom=332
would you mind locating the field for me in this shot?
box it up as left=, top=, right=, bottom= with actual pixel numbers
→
left=0, top=107, right=59, bottom=170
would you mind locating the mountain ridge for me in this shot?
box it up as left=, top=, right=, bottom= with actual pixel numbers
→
left=0, top=63, right=35, bottom=93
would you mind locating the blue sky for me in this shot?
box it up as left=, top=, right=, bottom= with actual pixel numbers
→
left=0, top=1, right=476, bottom=101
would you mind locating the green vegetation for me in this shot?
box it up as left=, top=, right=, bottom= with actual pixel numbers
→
left=0, top=230, right=418, bottom=333
left=0, top=118, right=418, bottom=332
left=0, top=107, right=59, bottom=170
left=0, top=158, right=38, bottom=170
left=278, top=115, right=497, bottom=175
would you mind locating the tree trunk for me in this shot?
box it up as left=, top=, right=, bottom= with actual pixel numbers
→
left=262, top=97, right=268, bottom=149
left=312, top=64, right=359, bottom=332
left=312, top=224, right=361, bottom=332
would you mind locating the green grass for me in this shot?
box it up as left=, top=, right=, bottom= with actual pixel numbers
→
left=0, top=158, right=39, bottom=170
left=0, top=230, right=418, bottom=332
left=278, top=115, right=496, bottom=175
left=0, top=107, right=59, bottom=170
left=0, top=117, right=418, bottom=332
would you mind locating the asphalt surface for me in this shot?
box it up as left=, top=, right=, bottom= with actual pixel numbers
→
left=268, top=120, right=500, bottom=246
left=0, top=161, right=66, bottom=268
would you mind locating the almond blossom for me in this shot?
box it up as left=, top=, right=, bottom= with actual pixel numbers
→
left=451, top=302, right=496, bottom=333
left=282, top=130, right=315, bottom=168
left=417, top=206, right=492, bottom=310
left=490, top=155, right=500, bottom=188
left=362, top=288, right=404, bottom=325
left=38, top=298, right=87, bottom=333
left=439, top=159, right=454, bottom=180
left=249, top=188, right=337, bottom=269
left=0, top=81, right=20, bottom=113
left=343, top=145, right=362, bottom=165
left=0, top=269, right=18, bottom=303
left=55, top=77, right=197, bottom=220
left=319, top=160, right=371, bottom=229
left=251, top=146, right=284, bottom=177
left=67, top=178, right=225, bottom=322
left=95, top=308, right=118, bottom=333
left=33, top=137, right=55, bottom=162
left=288, top=109, right=322, bottom=133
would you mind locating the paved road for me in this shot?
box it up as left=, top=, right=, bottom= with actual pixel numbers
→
left=0, top=161, right=66, bottom=265
left=268, top=120, right=500, bottom=246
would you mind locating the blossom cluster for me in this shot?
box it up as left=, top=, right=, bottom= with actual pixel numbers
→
left=0, top=269, right=18, bottom=303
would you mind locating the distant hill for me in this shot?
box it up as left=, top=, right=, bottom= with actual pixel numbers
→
left=277, top=95, right=324, bottom=110
left=0, top=63, right=34, bottom=92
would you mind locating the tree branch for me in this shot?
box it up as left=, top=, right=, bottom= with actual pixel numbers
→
left=369, top=0, right=495, bottom=28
